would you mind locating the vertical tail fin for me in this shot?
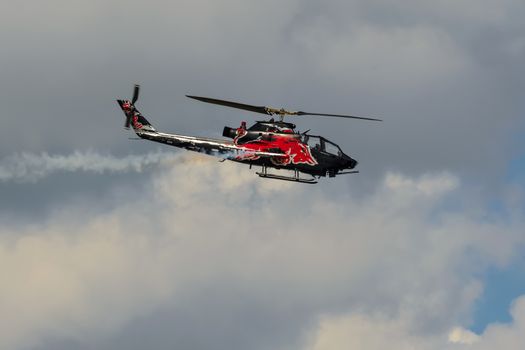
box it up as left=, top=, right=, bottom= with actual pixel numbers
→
left=116, top=85, right=156, bottom=133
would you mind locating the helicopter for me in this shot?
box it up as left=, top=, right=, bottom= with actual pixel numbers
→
left=117, top=85, right=381, bottom=184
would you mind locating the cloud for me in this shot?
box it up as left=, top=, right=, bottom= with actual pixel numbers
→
left=449, top=327, right=480, bottom=345
left=304, top=296, right=525, bottom=350
left=1, top=0, right=524, bottom=184
left=0, top=2, right=524, bottom=349
left=0, top=156, right=523, bottom=349
left=304, top=313, right=439, bottom=350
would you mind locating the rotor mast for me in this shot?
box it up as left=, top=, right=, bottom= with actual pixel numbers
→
left=264, top=107, right=298, bottom=122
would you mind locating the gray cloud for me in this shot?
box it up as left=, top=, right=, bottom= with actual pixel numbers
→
left=0, top=0, right=524, bottom=185
left=1, top=1, right=525, bottom=349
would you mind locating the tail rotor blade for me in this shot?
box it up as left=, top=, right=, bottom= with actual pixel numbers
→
left=132, top=84, right=140, bottom=104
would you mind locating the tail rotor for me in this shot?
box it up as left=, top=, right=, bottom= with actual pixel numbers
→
left=117, top=84, right=156, bottom=132
left=131, top=84, right=140, bottom=104
left=122, top=84, right=140, bottom=129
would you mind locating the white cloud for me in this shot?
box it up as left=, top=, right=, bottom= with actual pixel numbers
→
left=305, top=313, right=439, bottom=350
left=448, top=327, right=480, bottom=345
left=304, top=296, right=525, bottom=350
left=0, top=155, right=524, bottom=349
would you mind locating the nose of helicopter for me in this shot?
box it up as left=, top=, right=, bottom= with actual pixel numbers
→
left=343, top=154, right=358, bottom=169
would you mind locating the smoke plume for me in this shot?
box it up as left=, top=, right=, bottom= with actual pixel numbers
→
left=0, top=150, right=180, bottom=183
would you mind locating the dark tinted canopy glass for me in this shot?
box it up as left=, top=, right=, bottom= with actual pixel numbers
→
left=303, top=136, right=342, bottom=156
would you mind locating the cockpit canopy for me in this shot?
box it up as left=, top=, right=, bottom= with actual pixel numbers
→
left=303, top=135, right=343, bottom=156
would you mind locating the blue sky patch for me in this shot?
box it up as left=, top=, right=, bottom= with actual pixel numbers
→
left=472, top=258, right=525, bottom=333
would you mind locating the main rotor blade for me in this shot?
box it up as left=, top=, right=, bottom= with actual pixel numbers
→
left=186, top=95, right=271, bottom=116
left=186, top=94, right=382, bottom=121
left=296, top=111, right=382, bottom=122
left=132, top=84, right=140, bottom=104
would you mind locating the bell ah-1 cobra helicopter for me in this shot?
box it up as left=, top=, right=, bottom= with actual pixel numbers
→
left=117, top=85, right=381, bottom=184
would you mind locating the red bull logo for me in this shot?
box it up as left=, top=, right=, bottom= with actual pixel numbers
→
left=132, top=115, right=143, bottom=129
left=121, top=101, right=143, bottom=129
left=234, top=135, right=317, bottom=166
left=286, top=141, right=318, bottom=165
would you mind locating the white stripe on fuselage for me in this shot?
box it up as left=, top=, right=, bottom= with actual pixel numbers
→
left=137, top=131, right=286, bottom=158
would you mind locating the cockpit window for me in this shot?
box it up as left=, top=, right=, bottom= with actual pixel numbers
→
left=304, top=136, right=321, bottom=151
left=304, top=136, right=341, bottom=155
left=323, top=140, right=342, bottom=156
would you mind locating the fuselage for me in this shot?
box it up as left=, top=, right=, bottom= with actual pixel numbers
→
left=224, top=120, right=357, bottom=177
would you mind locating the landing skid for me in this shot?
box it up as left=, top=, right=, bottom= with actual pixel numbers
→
left=256, top=167, right=318, bottom=184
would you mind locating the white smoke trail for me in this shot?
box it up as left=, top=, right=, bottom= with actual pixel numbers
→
left=0, top=150, right=181, bottom=183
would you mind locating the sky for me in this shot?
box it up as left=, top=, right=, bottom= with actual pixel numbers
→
left=0, top=0, right=524, bottom=349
